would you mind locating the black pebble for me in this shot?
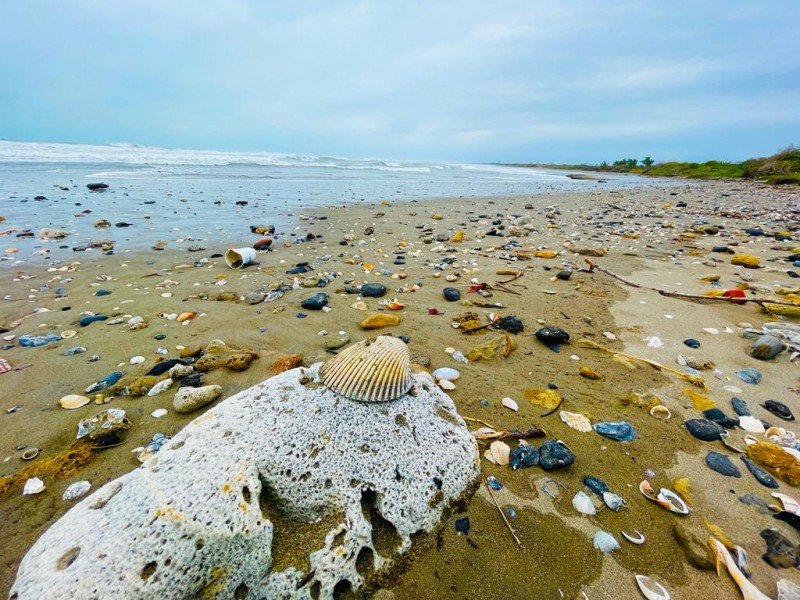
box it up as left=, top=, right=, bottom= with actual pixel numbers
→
left=300, top=293, right=329, bottom=310
left=361, top=283, right=387, bottom=298
left=683, top=338, right=701, bottom=348
left=443, top=287, right=461, bottom=301
left=685, top=418, right=725, bottom=441
left=705, top=452, right=742, bottom=477
left=538, top=440, right=574, bottom=471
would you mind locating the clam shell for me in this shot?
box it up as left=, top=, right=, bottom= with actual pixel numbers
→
left=320, top=336, right=412, bottom=402
left=59, top=394, right=91, bottom=410
left=23, top=477, right=45, bottom=495
left=501, top=397, right=519, bottom=412
left=489, top=440, right=511, bottom=466
left=560, top=410, right=593, bottom=433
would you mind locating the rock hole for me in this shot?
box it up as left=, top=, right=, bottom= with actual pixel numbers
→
left=355, top=546, right=375, bottom=579
left=331, top=528, right=347, bottom=547
left=195, top=539, right=205, bottom=550
left=365, top=499, right=402, bottom=556
left=171, top=440, right=185, bottom=450
left=56, top=547, right=81, bottom=571
left=141, top=561, right=157, bottom=581
left=324, top=479, right=333, bottom=489
left=242, top=485, right=251, bottom=504
left=310, top=582, right=321, bottom=600
left=234, top=583, right=249, bottom=599
left=223, top=430, right=232, bottom=438
left=332, top=579, right=352, bottom=598
left=394, top=414, right=407, bottom=427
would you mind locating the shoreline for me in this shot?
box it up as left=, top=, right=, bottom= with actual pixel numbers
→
left=1, top=180, right=799, bottom=598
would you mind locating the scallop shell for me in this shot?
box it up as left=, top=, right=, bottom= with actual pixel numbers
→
left=489, top=440, right=511, bottom=465
left=59, top=394, right=91, bottom=410
left=320, top=336, right=412, bottom=402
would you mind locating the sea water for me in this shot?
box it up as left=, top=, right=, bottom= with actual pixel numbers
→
left=0, top=140, right=675, bottom=265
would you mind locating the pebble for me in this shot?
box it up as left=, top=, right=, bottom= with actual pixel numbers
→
left=583, top=476, right=609, bottom=496
left=741, top=456, right=779, bottom=488
left=683, top=338, right=701, bottom=348
left=129, top=356, right=146, bottom=365
left=443, top=287, right=461, bottom=301
left=538, top=439, right=575, bottom=471
left=323, top=334, right=350, bottom=350
left=509, top=444, right=539, bottom=469
left=704, top=451, right=742, bottom=477
left=535, top=326, right=570, bottom=352
left=684, top=418, right=725, bottom=441
left=702, top=408, right=739, bottom=428
left=736, top=367, right=762, bottom=384
left=361, top=283, right=387, bottom=298
left=593, top=531, right=620, bottom=553
left=486, top=476, right=503, bottom=490
left=594, top=421, right=636, bottom=441
left=300, top=292, right=329, bottom=310
left=62, top=480, right=92, bottom=501
left=750, top=334, right=785, bottom=360
left=731, top=397, right=751, bottom=416
left=432, top=367, right=460, bottom=382
left=151, top=408, right=168, bottom=418
left=79, top=315, right=108, bottom=327
left=172, top=384, right=222, bottom=413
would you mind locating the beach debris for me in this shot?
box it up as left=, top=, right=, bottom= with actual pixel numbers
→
left=639, top=480, right=690, bottom=514
left=650, top=405, right=671, bottom=420
left=539, top=440, right=575, bottom=471
left=465, top=334, right=515, bottom=361
left=771, top=492, right=800, bottom=515
left=683, top=388, right=716, bottom=411
left=762, top=400, right=794, bottom=421
left=510, top=443, right=539, bottom=469
left=535, top=326, right=570, bottom=351
left=173, top=385, right=223, bottom=413
left=623, top=530, right=646, bottom=545
left=592, top=531, right=620, bottom=553
left=578, top=338, right=706, bottom=388
left=736, top=368, right=763, bottom=385
left=321, top=336, right=412, bottom=403
left=76, top=408, right=130, bottom=444
left=560, top=411, right=592, bottom=433
left=739, top=416, right=766, bottom=434
left=760, top=529, right=799, bottom=569
left=524, top=388, right=562, bottom=411
left=501, top=397, right=519, bottom=412
left=746, top=442, right=800, bottom=486
left=470, top=426, right=545, bottom=441
left=603, top=491, right=626, bottom=511
left=360, top=313, right=401, bottom=329
left=572, top=491, right=597, bottom=515
left=594, top=421, right=636, bottom=441
left=23, top=477, right=45, bottom=495
left=685, top=418, right=725, bottom=441
left=732, top=397, right=751, bottom=416
left=578, top=366, right=601, bottom=380
left=731, top=254, right=761, bottom=268
left=484, top=477, right=521, bottom=547
left=59, top=394, right=91, bottom=410
left=705, top=452, right=742, bottom=477
left=85, top=371, right=123, bottom=394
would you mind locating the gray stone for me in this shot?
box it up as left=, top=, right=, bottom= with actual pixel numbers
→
left=11, top=365, right=478, bottom=600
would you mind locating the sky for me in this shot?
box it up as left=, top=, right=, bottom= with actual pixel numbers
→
left=1, top=1, right=799, bottom=164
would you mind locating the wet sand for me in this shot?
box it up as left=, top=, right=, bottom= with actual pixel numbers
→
left=1, top=180, right=799, bottom=599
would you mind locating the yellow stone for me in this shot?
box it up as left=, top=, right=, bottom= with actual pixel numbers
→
left=731, top=254, right=760, bottom=268
left=534, top=250, right=558, bottom=259
left=360, top=313, right=401, bottom=329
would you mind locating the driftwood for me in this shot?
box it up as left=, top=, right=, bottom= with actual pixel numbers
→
left=583, top=259, right=799, bottom=311
left=471, top=426, right=546, bottom=441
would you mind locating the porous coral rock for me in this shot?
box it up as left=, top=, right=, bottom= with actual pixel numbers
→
left=194, top=339, right=258, bottom=372
left=11, top=364, right=479, bottom=600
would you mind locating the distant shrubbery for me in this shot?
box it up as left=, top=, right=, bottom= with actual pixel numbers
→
left=514, top=146, right=800, bottom=185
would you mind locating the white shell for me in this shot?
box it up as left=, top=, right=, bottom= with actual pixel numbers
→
left=438, top=380, right=456, bottom=391
left=489, top=440, right=511, bottom=466
left=432, top=367, right=460, bottom=382
left=572, top=490, right=597, bottom=515
left=657, top=488, right=690, bottom=515
left=649, top=405, right=671, bottom=420
left=147, top=378, right=174, bottom=397
left=593, top=530, right=620, bottom=553
left=151, top=408, right=168, bottom=418
left=62, top=481, right=91, bottom=501
left=23, top=477, right=45, bottom=495
left=738, top=415, right=765, bottom=433
left=635, top=575, right=670, bottom=600
left=603, top=491, right=626, bottom=511
left=320, top=336, right=412, bottom=402
left=129, top=356, right=146, bottom=365
left=501, top=397, right=519, bottom=411
left=560, top=411, right=593, bottom=432
left=59, top=394, right=91, bottom=410
left=622, top=530, right=646, bottom=544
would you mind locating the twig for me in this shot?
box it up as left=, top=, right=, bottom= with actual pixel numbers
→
left=583, top=259, right=800, bottom=309
left=472, top=427, right=546, bottom=441
left=485, top=481, right=522, bottom=547
left=540, top=397, right=564, bottom=418
left=463, top=416, right=496, bottom=429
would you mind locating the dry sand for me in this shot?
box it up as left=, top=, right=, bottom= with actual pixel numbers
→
left=1, top=180, right=799, bottom=599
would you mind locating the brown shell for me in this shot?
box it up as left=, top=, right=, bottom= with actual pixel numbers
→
left=320, top=336, right=412, bottom=402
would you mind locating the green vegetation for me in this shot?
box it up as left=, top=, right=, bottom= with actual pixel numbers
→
left=511, top=146, right=800, bottom=185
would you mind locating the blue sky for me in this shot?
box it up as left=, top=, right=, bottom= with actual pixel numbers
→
left=1, top=1, right=798, bottom=163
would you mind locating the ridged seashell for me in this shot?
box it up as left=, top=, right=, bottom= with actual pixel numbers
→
left=59, top=394, right=91, bottom=410
left=489, top=440, right=511, bottom=465
left=320, top=336, right=412, bottom=402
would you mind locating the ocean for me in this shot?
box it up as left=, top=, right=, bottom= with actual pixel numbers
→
left=0, top=140, right=671, bottom=264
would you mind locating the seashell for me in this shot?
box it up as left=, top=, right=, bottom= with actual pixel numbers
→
left=176, top=312, right=196, bottom=322
left=560, top=411, right=593, bottom=432
left=350, top=300, right=368, bottom=311
left=151, top=408, right=168, bottom=418
left=320, top=336, right=412, bottom=403
left=572, top=490, right=597, bottom=515
left=432, top=367, right=460, bottom=382
left=501, top=397, right=519, bottom=411
left=738, top=415, right=765, bottom=433
left=489, top=440, right=511, bottom=466
left=129, top=356, right=145, bottom=365
left=622, top=530, right=646, bottom=545
left=147, top=378, right=174, bottom=397
left=60, top=330, right=77, bottom=339
left=639, top=480, right=690, bottom=514
left=62, top=480, right=91, bottom=501
left=59, top=394, right=91, bottom=410
left=635, top=575, right=670, bottom=600
left=603, top=491, right=626, bottom=511
left=21, top=448, right=39, bottom=461
left=23, top=477, right=45, bottom=495
left=593, top=530, right=620, bottom=553
left=771, top=492, right=800, bottom=515
left=438, top=379, right=456, bottom=391
left=0, top=358, right=11, bottom=374
left=650, top=405, right=671, bottom=419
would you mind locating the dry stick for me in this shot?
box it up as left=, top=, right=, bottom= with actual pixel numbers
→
left=485, top=481, right=522, bottom=547
left=463, top=416, right=497, bottom=429
left=496, top=267, right=529, bottom=285
left=583, top=259, right=800, bottom=310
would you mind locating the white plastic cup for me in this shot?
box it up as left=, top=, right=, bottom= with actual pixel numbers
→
left=224, top=247, right=257, bottom=269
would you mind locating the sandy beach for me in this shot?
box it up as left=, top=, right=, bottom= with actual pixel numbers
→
left=1, top=179, right=799, bottom=599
